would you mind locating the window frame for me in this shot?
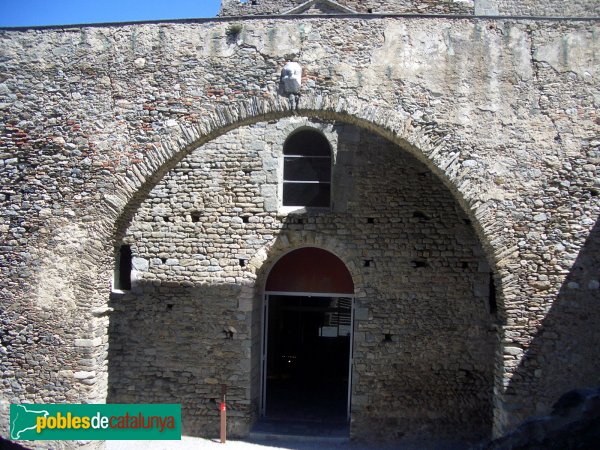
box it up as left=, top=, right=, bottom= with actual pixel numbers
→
left=281, top=128, right=333, bottom=211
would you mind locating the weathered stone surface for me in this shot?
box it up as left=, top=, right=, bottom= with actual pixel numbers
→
left=492, top=0, right=599, bottom=17
left=219, top=0, right=598, bottom=17
left=220, top=0, right=476, bottom=16
left=0, top=4, right=598, bottom=450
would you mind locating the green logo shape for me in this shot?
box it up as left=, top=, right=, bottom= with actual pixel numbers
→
left=10, top=404, right=181, bottom=441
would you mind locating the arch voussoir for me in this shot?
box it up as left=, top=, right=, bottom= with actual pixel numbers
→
left=99, top=94, right=512, bottom=442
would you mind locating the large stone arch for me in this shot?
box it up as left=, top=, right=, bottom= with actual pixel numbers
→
left=96, top=95, right=508, bottom=440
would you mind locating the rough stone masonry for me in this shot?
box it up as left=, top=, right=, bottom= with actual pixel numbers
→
left=0, top=0, right=599, bottom=448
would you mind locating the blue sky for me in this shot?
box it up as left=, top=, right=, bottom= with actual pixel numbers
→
left=0, top=0, right=221, bottom=27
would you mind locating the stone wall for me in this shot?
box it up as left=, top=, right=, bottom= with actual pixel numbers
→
left=219, top=0, right=600, bottom=17
left=108, top=285, right=253, bottom=437
left=219, top=0, right=474, bottom=16
left=109, top=117, right=495, bottom=440
left=490, top=0, right=599, bottom=17
left=0, top=13, right=599, bottom=449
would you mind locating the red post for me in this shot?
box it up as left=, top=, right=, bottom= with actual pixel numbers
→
left=220, top=384, right=227, bottom=444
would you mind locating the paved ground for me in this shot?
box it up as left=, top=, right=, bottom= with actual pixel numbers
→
left=106, top=435, right=470, bottom=450
left=106, top=437, right=353, bottom=450
left=106, top=437, right=369, bottom=450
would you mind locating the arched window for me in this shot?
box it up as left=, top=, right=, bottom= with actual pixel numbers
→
left=282, top=129, right=331, bottom=208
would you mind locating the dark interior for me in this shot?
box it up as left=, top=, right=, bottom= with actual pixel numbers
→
left=265, top=295, right=351, bottom=422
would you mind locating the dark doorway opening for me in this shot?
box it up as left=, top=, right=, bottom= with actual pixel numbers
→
left=265, top=295, right=351, bottom=422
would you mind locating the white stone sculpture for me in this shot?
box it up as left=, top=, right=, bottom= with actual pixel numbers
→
left=280, top=62, right=302, bottom=93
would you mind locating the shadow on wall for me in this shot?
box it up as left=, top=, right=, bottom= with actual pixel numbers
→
left=107, top=282, right=254, bottom=438
left=503, top=215, right=600, bottom=429
left=105, top=118, right=498, bottom=443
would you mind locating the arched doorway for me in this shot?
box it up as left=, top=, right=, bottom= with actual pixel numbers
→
left=261, top=247, right=355, bottom=423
